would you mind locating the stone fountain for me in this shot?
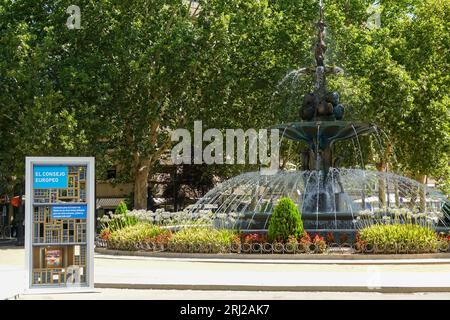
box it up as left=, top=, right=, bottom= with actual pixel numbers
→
left=272, top=1, right=377, bottom=219
left=189, top=1, right=450, bottom=234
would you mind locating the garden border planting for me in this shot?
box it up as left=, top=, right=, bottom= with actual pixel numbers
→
left=94, top=247, right=450, bottom=261
left=96, top=202, right=450, bottom=259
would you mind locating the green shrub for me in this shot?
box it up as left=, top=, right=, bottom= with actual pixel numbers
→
left=169, top=227, right=236, bottom=253
left=98, top=202, right=138, bottom=232
left=98, top=213, right=138, bottom=232
left=115, top=201, right=128, bottom=215
left=358, top=223, right=440, bottom=252
left=107, top=223, right=169, bottom=251
left=268, top=197, right=303, bottom=242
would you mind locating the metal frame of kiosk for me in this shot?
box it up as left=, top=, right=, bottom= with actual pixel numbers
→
left=25, top=157, right=95, bottom=292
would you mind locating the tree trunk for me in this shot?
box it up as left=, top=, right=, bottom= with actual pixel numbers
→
left=133, top=120, right=158, bottom=210
left=249, top=182, right=260, bottom=211
left=415, top=174, right=427, bottom=212
left=376, top=162, right=387, bottom=209
left=134, top=156, right=151, bottom=210
left=378, top=178, right=387, bottom=209
left=394, top=181, right=400, bottom=207
left=376, top=144, right=392, bottom=209
left=132, top=120, right=171, bottom=210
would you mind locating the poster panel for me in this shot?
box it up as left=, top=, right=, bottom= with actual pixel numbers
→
left=25, top=157, right=95, bottom=291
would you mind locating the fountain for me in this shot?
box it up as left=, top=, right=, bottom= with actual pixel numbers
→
left=189, top=1, right=450, bottom=235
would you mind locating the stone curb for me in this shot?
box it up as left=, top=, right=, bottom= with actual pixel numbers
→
left=94, top=283, right=450, bottom=293
left=95, top=247, right=450, bottom=263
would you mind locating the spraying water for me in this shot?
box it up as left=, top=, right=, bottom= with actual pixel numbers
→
left=188, top=0, right=450, bottom=234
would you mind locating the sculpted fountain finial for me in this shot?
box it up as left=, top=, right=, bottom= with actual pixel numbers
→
left=300, top=0, right=345, bottom=122
left=315, top=0, right=327, bottom=67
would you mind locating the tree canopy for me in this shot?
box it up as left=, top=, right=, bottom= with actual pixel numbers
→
left=0, top=0, right=448, bottom=204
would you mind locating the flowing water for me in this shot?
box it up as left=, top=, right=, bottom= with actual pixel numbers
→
left=189, top=168, right=449, bottom=232
left=188, top=0, right=450, bottom=235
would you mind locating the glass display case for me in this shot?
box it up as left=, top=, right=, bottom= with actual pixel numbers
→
left=26, top=158, right=94, bottom=290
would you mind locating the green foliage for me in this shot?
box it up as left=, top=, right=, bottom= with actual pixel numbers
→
left=115, top=201, right=128, bottom=216
left=126, top=209, right=214, bottom=226
left=169, top=227, right=236, bottom=253
left=0, top=0, right=448, bottom=197
left=384, top=0, right=450, bottom=190
left=268, top=197, right=303, bottom=242
left=98, top=211, right=138, bottom=233
left=107, top=223, right=169, bottom=251
left=358, top=223, right=440, bottom=251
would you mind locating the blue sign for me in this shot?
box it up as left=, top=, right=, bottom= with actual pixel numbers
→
left=52, top=205, right=87, bottom=219
left=33, top=166, right=68, bottom=189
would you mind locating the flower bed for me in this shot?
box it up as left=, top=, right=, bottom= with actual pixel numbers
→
left=168, top=227, right=236, bottom=254
left=99, top=208, right=215, bottom=228
left=97, top=202, right=450, bottom=255
left=106, top=223, right=170, bottom=251
left=354, top=208, right=443, bottom=229
left=97, top=225, right=450, bottom=255
left=356, top=224, right=448, bottom=254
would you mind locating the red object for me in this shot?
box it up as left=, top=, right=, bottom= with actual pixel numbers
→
left=11, top=196, right=21, bottom=208
left=300, top=231, right=312, bottom=244
left=243, top=233, right=266, bottom=244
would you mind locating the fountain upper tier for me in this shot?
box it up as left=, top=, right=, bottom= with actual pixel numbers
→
left=271, top=121, right=377, bottom=150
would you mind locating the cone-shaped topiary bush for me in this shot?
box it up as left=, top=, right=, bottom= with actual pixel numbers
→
left=268, top=197, right=303, bottom=242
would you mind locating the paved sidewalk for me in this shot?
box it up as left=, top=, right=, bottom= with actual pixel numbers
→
left=15, top=289, right=450, bottom=300
left=94, top=254, right=450, bottom=292
left=0, top=247, right=26, bottom=300
left=2, top=247, right=450, bottom=300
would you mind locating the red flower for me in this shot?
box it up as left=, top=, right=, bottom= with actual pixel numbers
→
left=300, top=231, right=312, bottom=244
left=100, top=229, right=111, bottom=240
left=243, top=233, right=265, bottom=244
left=153, top=233, right=172, bottom=245
left=313, top=234, right=325, bottom=243
left=325, top=232, right=335, bottom=244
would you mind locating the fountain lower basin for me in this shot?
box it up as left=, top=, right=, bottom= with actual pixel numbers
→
left=189, top=168, right=449, bottom=233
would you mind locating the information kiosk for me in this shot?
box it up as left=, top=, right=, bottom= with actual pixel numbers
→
left=25, top=157, right=95, bottom=291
